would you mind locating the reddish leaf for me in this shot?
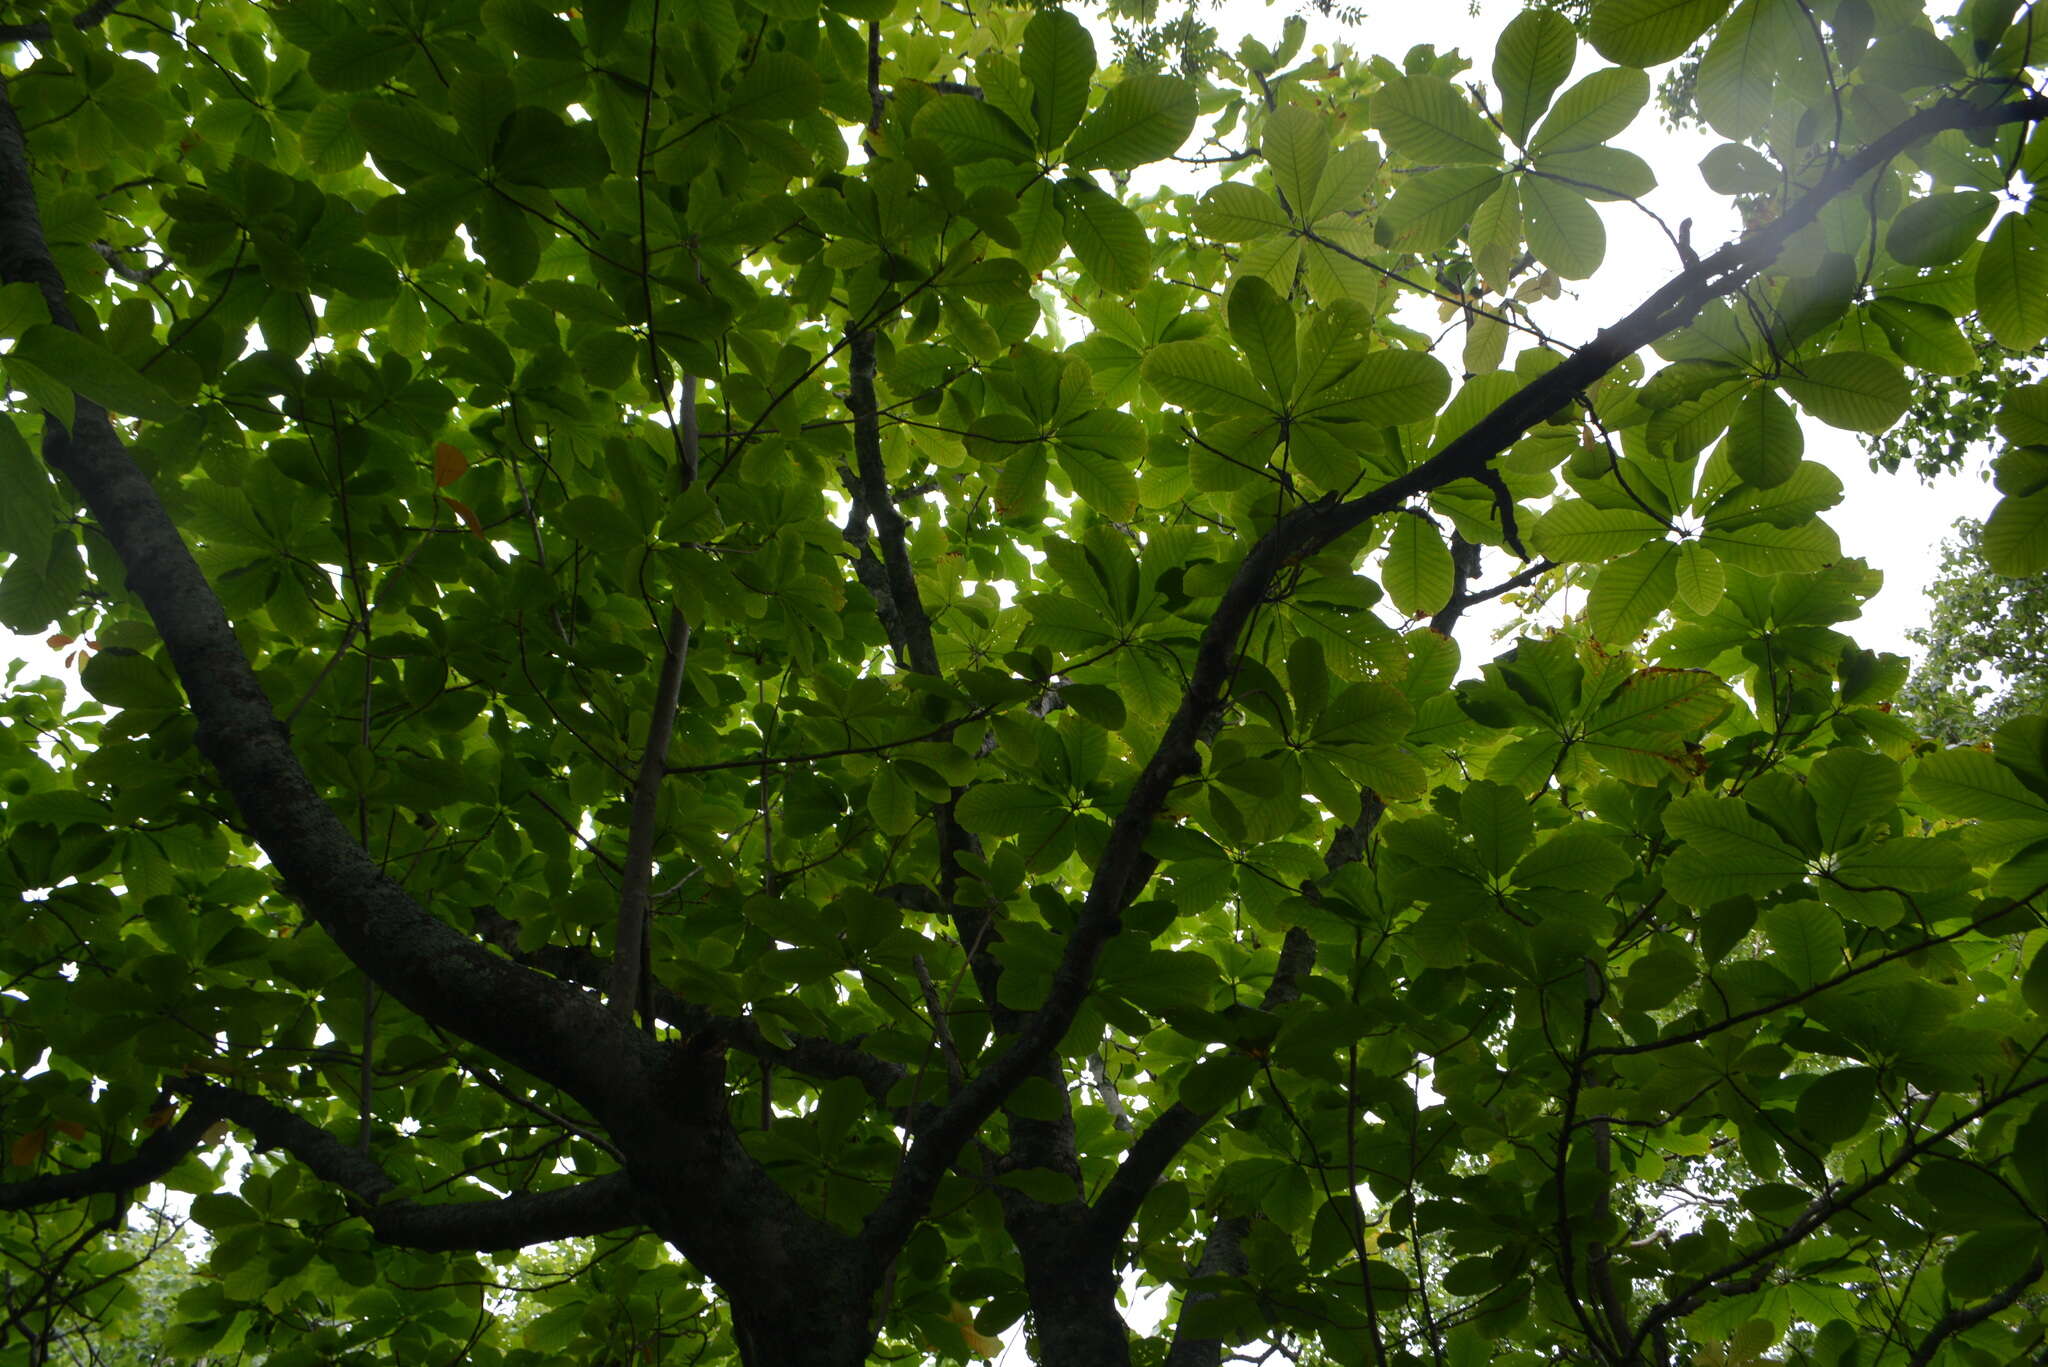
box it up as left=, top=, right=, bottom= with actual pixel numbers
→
left=10, top=1130, right=43, bottom=1166
left=52, top=1120, right=84, bottom=1139
left=443, top=496, right=485, bottom=538
left=433, top=442, right=468, bottom=487
left=46, top=633, right=73, bottom=649
left=141, top=1105, right=177, bottom=1130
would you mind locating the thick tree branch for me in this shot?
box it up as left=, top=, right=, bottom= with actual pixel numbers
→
left=0, top=1092, right=233, bottom=1212
left=862, top=92, right=2048, bottom=1265
left=172, top=1081, right=646, bottom=1252
left=0, top=0, right=124, bottom=44
left=1905, top=1256, right=2045, bottom=1367
left=0, top=82, right=664, bottom=1127
left=609, top=607, right=690, bottom=1025
left=847, top=326, right=940, bottom=677
left=1086, top=928, right=1318, bottom=1248
left=1163, top=1216, right=1250, bottom=1367
left=1629, top=1074, right=2048, bottom=1358
left=472, top=912, right=910, bottom=1108
left=0, top=1082, right=646, bottom=1253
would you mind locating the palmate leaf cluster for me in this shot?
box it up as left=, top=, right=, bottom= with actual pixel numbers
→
left=1, top=1, right=2047, bottom=1366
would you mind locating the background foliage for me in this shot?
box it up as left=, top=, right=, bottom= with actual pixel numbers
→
left=3, top=0, right=2048, bottom=1364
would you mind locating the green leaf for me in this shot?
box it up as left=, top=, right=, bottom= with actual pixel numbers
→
left=1795, top=1067, right=1877, bottom=1146
left=1381, top=165, right=1505, bottom=251
left=1694, top=0, right=1793, bottom=141
left=349, top=99, right=471, bottom=181
left=1142, top=341, right=1272, bottom=419
left=1054, top=446, right=1138, bottom=521
left=1460, top=780, right=1534, bottom=877
left=1699, top=141, right=1780, bottom=194
left=1065, top=74, right=1197, bottom=170
left=1493, top=8, right=1577, bottom=145
left=1382, top=515, right=1454, bottom=618
left=1724, top=386, right=1803, bottom=488
left=1998, top=380, right=2048, bottom=447
left=1777, top=352, right=1910, bottom=432
left=1588, top=0, right=1735, bottom=66
left=0, top=417, right=60, bottom=559
left=1808, top=749, right=1900, bottom=851
left=1373, top=76, right=1502, bottom=165
left=1301, top=348, right=1451, bottom=426
left=1514, top=826, right=1633, bottom=892
left=914, top=95, right=1034, bottom=165
left=10, top=325, right=181, bottom=422
left=1673, top=541, right=1725, bottom=615
left=1977, top=210, right=2048, bottom=351
left=1307, top=141, right=1382, bottom=221
left=0, top=528, right=85, bottom=634
left=1913, top=748, right=2048, bottom=824
left=1764, top=902, right=1844, bottom=989
left=1020, top=8, right=1096, bottom=151
left=1533, top=145, right=1657, bottom=201
left=726, top=53, right=822, bottom=121
left=1226, top=276, right=1297, bottom=400
left=1530, top=66, right=1649, bottom=154
left=1531, top=501, right=1668, bottom=563
left=1885, top=191, right=1997, bottom=268
left=1193, top=183, right=1291, bottom=242
left=79, top=645, right=182, bottom=711
left=1521, top=174, right=1605, bottom=278
left=1056, top=178, right=1150, bottom=294
left=1869, top=298, right=1976, bottom=377
left=1587, top=541, right=1678, bottom=642
left=1984, top=489, right=2048, bottom=576
left=1260, top=104, right=1327, bottom=216
left=1662, top=791, right=1810, bottom=909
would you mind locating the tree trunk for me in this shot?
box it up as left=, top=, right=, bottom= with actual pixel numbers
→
left=1006, top=1202, right=1131, bottom=1367
left=729, top=1295, right=877, bottom=1367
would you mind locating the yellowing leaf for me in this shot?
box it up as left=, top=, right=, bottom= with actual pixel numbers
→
left=433, top=441, right=468, bottom=487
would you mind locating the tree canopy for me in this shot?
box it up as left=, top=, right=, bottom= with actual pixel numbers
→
left=3, top=0, right=2048, bottom=1364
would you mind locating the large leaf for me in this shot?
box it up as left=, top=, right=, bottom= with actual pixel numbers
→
left=1382, top=514, right=1455, bottom=618
left=1302, top=348, right=1452, bottom=426
left=1983, top=489, right=2048, bottom=576
left=1531, top=501, right=1669, bottom=562
left=1493, top=8, right=1577, bottom=145
left=1913, top=748, right=2048, bottom=824
left=1530, top=67, right=1649, bottom=154
left=1020, top=7, right=1096, bottom=151
left=1663, top=792, right=1808, bottom=905
left=1226, top=276, right=1297, bottom=401
left=1977, top=210, right=2048, bottom=351
left=1056, top=178, right=1150, bottom=293
left=1261, top=104, right=1327, bottom=216
left=1777, top=352, right=1910, bottom=432
left=1142, top=341, right=1274, bottom=418
left=1587, top=540, right=1678, bottom=642
left=1381, top=165, right=1505, bottom=250
left=1521, top=174, right=1605, bottom=278
left=914, top=95, right=1034, bottom=164
left=1694, top=0, right=1794, bottom=141
left=1372, top=77, right=1503, bottom=165
left=9, top=325, right=181, bottom=422
left=1588, top=0, right=1736, bottom=66
left=1886, top=191, right=1998, bottom=268
left=1065, top=74, right=1197, bottom=170
left=1723, top=385, right=1803, bottom=488
left=1192, top=183, right=1291, bottom=242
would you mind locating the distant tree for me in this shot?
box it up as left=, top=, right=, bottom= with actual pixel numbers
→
left=1901, top=516, right=2048, bottom=742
